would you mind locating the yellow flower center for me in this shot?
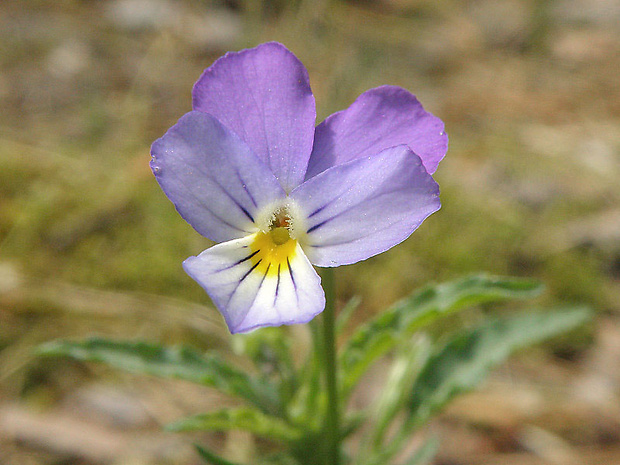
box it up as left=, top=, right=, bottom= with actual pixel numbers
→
left=250, top=228, right=297, bottom=277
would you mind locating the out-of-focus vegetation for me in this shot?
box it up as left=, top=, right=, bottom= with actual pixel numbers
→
left=1, top=0, right=619, bottom=464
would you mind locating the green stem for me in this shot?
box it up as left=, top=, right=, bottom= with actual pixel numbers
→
left=321, top=267, right=339, bottom=465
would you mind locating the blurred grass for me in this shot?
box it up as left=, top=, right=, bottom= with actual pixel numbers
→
left=0, top=0, right=618, bottom=409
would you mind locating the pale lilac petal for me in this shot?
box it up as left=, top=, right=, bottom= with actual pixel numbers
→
left=183, top=235, right=325, bottom=334
left=306, top=85, right=447, bottom=179
left=151, top=111, right=285, bottom=243
left=291, top=145, right=440, bottom=267
left=192, top=42, right=316, bottom=192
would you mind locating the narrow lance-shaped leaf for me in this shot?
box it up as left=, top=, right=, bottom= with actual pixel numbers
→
left=38, top=338, right=280, bottom=415
left=407, top=306, right=590, bottom=424
left=167, top=407, right=304, bottom=443
left=195, top=445, right=243, bottom=465
left=233, top=327, right=299, bottom=405
left=255, top=453, right=303, bottom=465
left=366, top=335, right=432, bottom=449
left=340, top=275, right=544, bottom=395
left=402, top=436, right=440, bottom=465
left=363, top=306, right=591, bottom=465
left=286, top=319, right=324, bottom=430
left=336, top=296, right=362, bottom=333
left=196, top=442, right=301, bottom=465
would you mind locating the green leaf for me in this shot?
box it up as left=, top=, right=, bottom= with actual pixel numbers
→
left=256, top=454, right=301, bottom=465
left=340, top=275, right=544, bottom=395
left=168, top=407, right=304, bottom=443
left=407, top=306, right=591, bottom=426
left=367, top=335, right=431, bottom=448
left=195, top=443, right=301, bottom=465
left=363, top=306, right=590, bottom=465
left=360, top=434, right=438, bottom=465
left=336, top=296, right=362, bottom=333
left=232, top=327, right=298, bottom=405
left=38, top=338, right=280, bottom=414
left=402, top=436, right=439, bottom=465
left=195, top=445, right=242, bottom=465
left=286, top=320, right=324, bottom=430
left=342, top=410, right=367, bottom=439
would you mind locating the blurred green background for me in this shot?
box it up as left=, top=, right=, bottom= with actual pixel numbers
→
left=1, top=0, right=619, bottom=464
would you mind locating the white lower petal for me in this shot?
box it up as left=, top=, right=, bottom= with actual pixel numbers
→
left=183, top=234, right=325, bottom=334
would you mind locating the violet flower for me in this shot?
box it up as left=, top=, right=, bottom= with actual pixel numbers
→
left=151, top=42, right=447, bottom=333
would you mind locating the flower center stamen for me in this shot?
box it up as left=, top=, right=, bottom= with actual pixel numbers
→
left=250, top=230, right=296, bottom=277
left=249, top=204, right=299, bottom=277
left=269, top=206, right=292, bottom=229
left=270, top=226, right=291, bottom=245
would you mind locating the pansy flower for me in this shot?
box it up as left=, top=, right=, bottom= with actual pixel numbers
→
left=151, top=42, right=447, bottom=334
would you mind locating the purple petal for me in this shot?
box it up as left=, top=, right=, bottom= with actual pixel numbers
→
left=192, top=42, right=316, bottom=193
left=291, top=145, right=440, bottom=267
left=306, top=85, right=447, bottom=179
left=151, top=111, right=285, bottom=243
left=183, top=235, right=325, bottom=334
